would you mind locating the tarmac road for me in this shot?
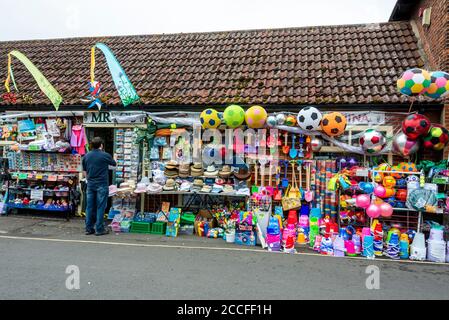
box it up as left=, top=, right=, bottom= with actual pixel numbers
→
left=0, top=216, right=448, bottom=300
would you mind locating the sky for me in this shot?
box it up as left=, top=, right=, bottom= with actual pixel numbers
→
left=0, top=0, right=397, bottom=41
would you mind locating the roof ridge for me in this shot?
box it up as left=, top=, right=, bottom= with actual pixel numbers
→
left=0, top=21, right=410, bottom=44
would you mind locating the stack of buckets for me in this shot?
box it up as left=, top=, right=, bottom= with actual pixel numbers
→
left=427, top=227, right=446, bottom=263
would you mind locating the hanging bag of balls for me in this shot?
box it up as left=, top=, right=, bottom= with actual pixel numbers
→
left=282, top=162, right=301, bottom=211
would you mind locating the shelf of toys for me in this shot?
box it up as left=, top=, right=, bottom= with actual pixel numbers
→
left=0, top=115, right=85, bottom=220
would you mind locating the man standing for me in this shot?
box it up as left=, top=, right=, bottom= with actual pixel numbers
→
left=82, top=137, right=116, bottom=236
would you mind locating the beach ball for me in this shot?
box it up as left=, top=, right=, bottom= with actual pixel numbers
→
left=393, top=132, right=420, bottom=157
left=397, top=68, right=431, bottom=96
left=200, top=108, right=221, bottom=129
left=245, top=105, right=267, bottom=129
left=423, top=124, right=449, bottom=151
left=401, top=114, right=431, bottom=140
left=374, top=185, right=386, bottom=198
left=297, top=106, right=322, bottom=131
left=223, top=105, right=245, bottom=128
left=276, top=113, right=286, bottom=125
left=285, top=115, right=297, bottom=126
left=396, top=189, right=407, bottom=202
left=359, top=129, right=386, bottom=154
left=356, top=194, right=371, bottom=209
left=372, top=163, right=391, bottom=183
left=425, top=71, right=449, bottom=99
left=321, top=112, right=347, bottom=137
left=266, top=115, right=277, bottom=127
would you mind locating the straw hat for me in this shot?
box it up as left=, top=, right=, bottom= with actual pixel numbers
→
left=222, top=184, right=234, bottom=194
left=204, top=165, right=218, bottom=177
left=179, top=163, right=191, bottom=178
left=218, top=165, right=232, bottom=178
left=163, top=178, right=176, bottom=191
left=193, top=179, right=204, bottom=187
left=165, top=160, right=178, bottom=170
left=190, top=162, right=204, bottom=176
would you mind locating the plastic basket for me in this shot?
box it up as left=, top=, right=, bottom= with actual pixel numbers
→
left=151, top=221, right=167, bottom=235
left=130, top=221, right=152, bottom=234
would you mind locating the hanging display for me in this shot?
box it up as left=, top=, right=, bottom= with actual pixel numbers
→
left=297, top=106, right=322, bottom=131
left=200, top=108, right=221, bottom=129
left=396, top=68, right=431, bottom=97
left=401, top=114, right=431, bottom=140
left=320, top=112, right=347, bottom=137
left=422, top=124, right=449, bottom=151
left=392, top=132, right=420, bottom=157
left=359, top=129, right=386, bottom=154
left=424, top=71, right=449, bottom=99
left=223, top=105, right=245, bottom=128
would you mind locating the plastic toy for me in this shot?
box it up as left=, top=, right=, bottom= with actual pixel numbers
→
left=382, top=176, right=396, bottom=188
left=320, top=237, right=334, bottom=255
left=345, top=240, right=357, bottom=256
left=245, top=106, right=267, bottom=128
left=333, top=236, right=345, bottom=257
left=374, top=185, right=386, bottom=197
left=356, top=194, right=371, bottom=209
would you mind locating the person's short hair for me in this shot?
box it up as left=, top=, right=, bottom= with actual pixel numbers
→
left=91, top=137, right=103, bottom=149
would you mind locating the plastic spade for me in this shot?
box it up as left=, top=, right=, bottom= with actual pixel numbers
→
left=282, top=132, right=290, bottom=155
left=281, top=160, right=289, bottom=188
left=289, top=134, right=298, bottom=159
left=298, top=134, right=305, bottom=158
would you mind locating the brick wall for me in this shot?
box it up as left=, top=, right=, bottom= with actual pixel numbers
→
left=410, top=0, right=449, bottom=158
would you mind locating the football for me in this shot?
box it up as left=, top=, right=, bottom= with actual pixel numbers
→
left=423, top=124, right=449, bottom=151
left=397, top=161, right=418, bottom=172
left=297, top=106, right=322, bottom=131
left=397, top=68, right=431, bottom=96
left=359, top=129, right=386, bottom=154
left=200, top=108, right=221, bottom=129
left=425, top=71, right=449, bottom=99
left=401, top=114, right=431, bottom=140
left=321, top=112, right=347, bottom=137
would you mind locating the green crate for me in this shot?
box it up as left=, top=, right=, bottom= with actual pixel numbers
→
left=151, top=222, right=167, bottom=235
left=130, top=221, right=152, bottom=234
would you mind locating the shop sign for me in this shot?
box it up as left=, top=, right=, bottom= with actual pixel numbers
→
left=30, top=189, right=43, bottom=201
left=83, top=112, right=146, bottom=124
left=343, top=112, right=385, bottom=125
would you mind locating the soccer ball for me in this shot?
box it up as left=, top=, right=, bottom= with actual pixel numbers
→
left=200, top=108, right=221, bottom=129
left=275, top=113, right=286, bottom=125
left=397, top=68, right=431, bottom=96
left=245, top=105, right=267, bottom=128
left=401, top=114, right=431, bottom=140
left=359, top=129, right=386, bottom=154
left=297, top=106, right=322, bottom=131
left=284, top=115, right=297, bottom=126
left=266, top=115, right=277, bottom=127
left=223, top=104, right=245, bottom=128
left=423, top=124, right=449, bottom=151
left=397, top=161, right=418, bottom=172
left=425, top=71, right=449, bottom=99
left=321, top=112, right=347, bottom=137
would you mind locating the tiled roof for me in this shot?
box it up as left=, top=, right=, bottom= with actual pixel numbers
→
left=0, top=21, right=427, bottom=107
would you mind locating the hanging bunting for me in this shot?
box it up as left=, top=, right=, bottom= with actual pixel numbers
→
left=90, top=43, right=140, bottom=107
left=4, top=50, right=62, bottom=110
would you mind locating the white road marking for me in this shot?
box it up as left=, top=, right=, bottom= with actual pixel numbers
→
left=0, top=230, right=8, bottom=234
left=0, top=235, right=446, bottom=266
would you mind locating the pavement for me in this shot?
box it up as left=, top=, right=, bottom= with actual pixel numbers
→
left=0, top=215, right=448, bottom=300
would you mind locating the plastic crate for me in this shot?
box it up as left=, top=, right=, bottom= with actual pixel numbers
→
left=151, top=222, right=167, bottom=235
left=130, top=221, right=152, bottom=234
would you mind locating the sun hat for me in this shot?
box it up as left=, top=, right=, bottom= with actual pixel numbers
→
left=165, top=160, right=178, bottom=170
left=236, top=187, right=250, bottom=196
left=204, top=165, right=218, bottom=177
left=147, top=182, right=163, bottom=193
left=179, top=181, right=192, bottom=192
left=193, top=178, right=204, bottom=187
left=215, top=178, right=225, bottom=185
left=134, top=182, right=147, bottom=193
left=200, top=185, right=212, bottom=193
left=234, top=165, right=252, bottom=181
left=117, top=182, right=132, bottom=193
left=190, top=162, right=204, bottom=176
left=218, top=165, right=232, bottom=178
left=109, top=185, right=118, bottom=196
left=163, top=178, right=176, bottom=191
left=178, top=163, right=191, bottom=178
left=222, top=185, right=234, bottom=194
left=211, top=184, right=224, bottom=193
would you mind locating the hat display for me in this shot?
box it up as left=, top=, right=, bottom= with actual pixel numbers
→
left=215, top=178, right=225, bottom=185
left=200, top=185, right=212, bottom=193
left=163, top=178, right=177, bottom=191
left=193, top=178, right=204, bottom=187
left=139, top=176, right=150, bottom=186
left=179, top=163, right=191, bottom=178
left=211, top=184, right=224, bottom=193
left=204, top=165, right=218, bottom=177
left=218, top=165, right=232, bottom=178
left=179, top=181, right=192, bottom=192
left=234, top=166, right=252, bottom=181
left=147, top=182, right=163, bottom=193
left=134, top=182, right=147, bottom=193
left=165, top=160, right=178, bottom=170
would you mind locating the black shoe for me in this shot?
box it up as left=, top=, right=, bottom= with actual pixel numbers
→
left=85, top=230, right=95, bottom=235
left=95, top=229, right=110, bottom=236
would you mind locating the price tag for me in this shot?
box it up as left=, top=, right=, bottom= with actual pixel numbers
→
left=30, top=189, right=44, bottom=201
left=57, top=175, right=64, bottom=181
left=355, top=169, right=369, bottom=177
left=18, top=173, right=28, bottom=180
left=48, top=175, right=57, bottom=182
left=36, top=174, right=43, bottom=180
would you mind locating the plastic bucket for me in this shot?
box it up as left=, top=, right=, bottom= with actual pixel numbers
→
left=226, top=231, right=235, bottom=243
